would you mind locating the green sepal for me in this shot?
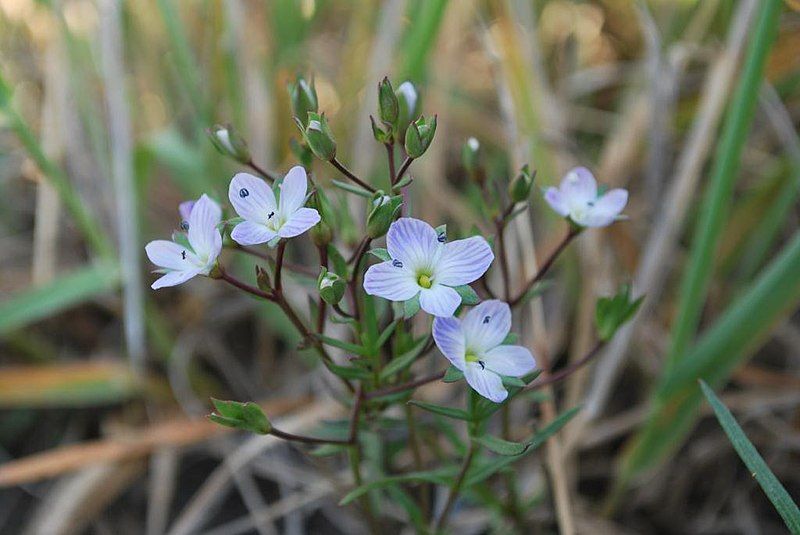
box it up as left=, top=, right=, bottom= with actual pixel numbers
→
left=595, top=284, right=644, bottom=341
left=403, top=294, right=421, bottom=318
left=368, top=248, right=391, bottom=262
left=208, top=398, right=271, bottom=434
left=453, top=284, right=480, bottom=306
left=443, top=365, right=464, bottom=383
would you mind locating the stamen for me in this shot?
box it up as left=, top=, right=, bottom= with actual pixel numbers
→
left=483, top=316, right=491, bottom=324
left=392, top=259, right=403, bottom=268
left=478, top=360, right=485, bottom=370
left=268, top=211, right=275, bottom=219
left=180, top=221, right=189, bottom=231
left=437, top=232, right=447, bottom=243
left=181, top=250, right=187, bottom=260
left=239, top=188, right=249, bottom=198
left=417, top=274, right=433, bottom=289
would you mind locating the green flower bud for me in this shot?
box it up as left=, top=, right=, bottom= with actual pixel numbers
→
left=207, top=124, right=251, bottom=164
left=509, top=164, right=535, bottom=203
left=595, top=284, right=644, bottom=342
left=288, top=75, right=318, bottom=127
left=255, top=266, right=271, bottom=292
left=208, top=398, right=272, bottom=434
left=366, top=192, right=403, bottom=238
left=395, top=81, right=419, bottom=135
left=378, top=76, right=399, bottom=127
left=370, top=115, right=392, bottom=144
left=461, top=137, right=480, bottom=174
left=404, top=115, right=437, bottom=159
left=299, top=112, right=336, bottom=161
left=317, top=267, right=346, bottom=305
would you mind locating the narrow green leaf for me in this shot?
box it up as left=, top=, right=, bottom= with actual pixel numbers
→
left=700, top=381, right=800, bottom=533
left=473, top=435, right=529, bottom=456
left=332, top=179, right=373, bottom=198
left=339, top=466, right=458, bottom=505
left=315, top=334, right=369, bottom=356
left=380, top=335, right=428, bottom=380
left=407, top=400, right=471, bottom=421
left=326, top=361, right=373, bottom=380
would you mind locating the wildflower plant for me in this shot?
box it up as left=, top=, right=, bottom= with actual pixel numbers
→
left=145, top=76, right=639, bottom=532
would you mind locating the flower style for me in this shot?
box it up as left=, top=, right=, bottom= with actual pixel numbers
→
left=433, top=300, right=536, bottom=402
left=544, top=167, right=628, bottom=227
left=363, top=218, right=494, bottom=317
left=145, top=194, right=222, bottom=289
left=228, top=165, right=321, bottom=246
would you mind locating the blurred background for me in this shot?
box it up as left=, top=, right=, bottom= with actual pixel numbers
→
left=1, top=0, right=800, bottom=533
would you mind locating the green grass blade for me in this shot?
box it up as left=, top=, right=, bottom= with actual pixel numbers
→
left=666, top=0, right=782, bottom=368
left=398, top=0, right=448, bottom=81
left=0, top=262, right=120, bottom=336
left=700, top=381, right=800, bottom=533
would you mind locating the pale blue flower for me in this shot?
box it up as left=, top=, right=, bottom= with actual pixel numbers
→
left=433, top=300, right=536, bottom=402
left=544, top=167, right=628, bottom=227
left=363, top=217, right=493, bottom=317
left=146, top=194, right=222, bottom=289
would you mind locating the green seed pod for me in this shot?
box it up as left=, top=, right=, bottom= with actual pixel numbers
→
left=509, top=164, right=535, bottom=203
left=317, top=268, right=346, bottom=305
left=288, top=75, right=318, bottom=127
left=300, top=112, right=337, bottom=161
left=378, top=76, right=399, bottom=127
left=404, top=115, right=437, bottom=159
left=366, top=193, right=403, bottom=238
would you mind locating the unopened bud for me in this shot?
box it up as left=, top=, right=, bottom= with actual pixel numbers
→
left=378, top=76, right=399, bottom=127
left=366, top=193, right=403, bottom=238
left=370, top=115, right=392, bottom=144
left=462, top=137, right=480, bottom=174
left=288, top=75, right=318, bottom=127
left=255, top=266, right=271, bottom=292
left=509, top=164, right=535, bottom=203
left=207, top=124, right=251, bottom=163
left=317, top=268, right=346, bottom=305
left=395, top=81, right=419, bottom=135
left=298, top=112, right=336, bottom=161
left=404, top=115, right=437, bottom=159
left=209, top=398, right=272, bottom=434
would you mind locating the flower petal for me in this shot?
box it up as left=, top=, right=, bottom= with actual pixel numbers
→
left=151, top=268, right=201, bottom=290
left=146, top=240, right=194, bottom=271
left=464, top=364, right=507, bottom=403
left=229, top=172, right=277, bottom=224
left=386, top=217, right=440, bottom=270
left=559, top=167, right=597, bottom=206
left=581, top=188, right=628, bottom=227
left=483, top=345, right=536, bottom=377
left=462, top=300, right=511, bottom=352
left=419, top=285, right=460, bottom=317
left=231, top=221, right=277, bottom=246
left=179, top=200, right=195, bottom=224
left=436, top=236, right=494, bottom=286
left=277, top=207, right=320, bottom=238
left=544, top=187, right=570, bottom=217
left=187, top=194, right=222, bottom=260
left=432, top=316, right=466, bottom=370
left=278, top=166, right=309, bottom=215
left=363, top=261, right=419, bottom=301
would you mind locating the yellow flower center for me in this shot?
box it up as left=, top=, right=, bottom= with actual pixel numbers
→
left=465, top=351, right=479, bottom=363
left=417, top=274, right=433, bottom=289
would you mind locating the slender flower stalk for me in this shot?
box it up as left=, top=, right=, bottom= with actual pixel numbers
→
left=331, top=157, right=377, bottom=193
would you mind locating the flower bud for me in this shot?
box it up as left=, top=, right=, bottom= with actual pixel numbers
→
left=207, top=124, right=251, bottom=164
left=317, top=268, right=346, bottom=305
left=461, top=137, right=480, bottom=174
left=509, top=164, right=535, bottom=203
left=288, top=75, right=318, bottom=127
left=209, top=398, right=272, bottom=434
left=370, top=115, right=392, bottom=144
left=298, top=112, right=336, bottom=161
left=395, top=81, right=419, bottom=135
left=366, top=192, right=403, bottom=238
left=404, top=115, right=437, bottom=159
left=255, top=266, right=271, bottom=292
left=378, top=76, right=399, bottom=127
left=595, top=284, right=644, bottom=341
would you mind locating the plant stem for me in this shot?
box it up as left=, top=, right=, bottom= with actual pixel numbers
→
left=332, top=303, right=355, bottom=319
left=433, top=443, right=476, bottom=532
left=219, top=270, right=274, bottom=301
left=246, top=158, right=279, bottom=183
left=364, top=370, right=445, bottom=400
left=396, top=156, right=413, bottom=183
left=526, top=340, right=604, bottom=391
left=509, top=226, right=580, bottom=307
left=269, top=427, right=349, bottom=445
left=274, top=241, right=286, bottom=294
left=386, top=143, right=397, bottom=185
left=496, top=219, right=512, bottom=302
left=316, top=245, right=328, bottom=334
left=331, top=157, right=377, bottom=193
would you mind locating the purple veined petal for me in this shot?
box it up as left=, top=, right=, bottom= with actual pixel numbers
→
left=436, top=236, right=494, bottom=286
left=145, top=240, right=195, bottom=271
left=179, top=200, right=196, bottom=224
left=483, top=345, right=536, bottom=377
left=278, top=166, right=308, bottom=216
left=461, top=300, right=511, bottom=353
left=559, top=167, right=597, bottom=206
left=544, top=187, right=570, bottom=217
left=464, top=363, right=507, bottom=403
left=363, top=261, right=419, bottom=301
left=151, top=268, right=202, bottom=290
left=432, top=316, right=466, bottom=370
left=277, top=207, right=320, bottom=238
left=386, top=217, right=440, bottom=270
left=231, top=220, right=277, bottom=246
left=229, top=172, right=277, bottom=223
left=419, top=285, right=461, bottom=317
left=580, top=188, right=628, bottom=227
left=188, top=194, right=222, bottom=259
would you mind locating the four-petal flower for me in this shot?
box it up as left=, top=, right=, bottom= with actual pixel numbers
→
left=433, top=300, right=536, bottom=402
left=544, top=167, right=628, bottom=228
left=363, top=218, right=494, bottom=317
left=145, top=194, right=222, bottom=289
left=228, top=166, right=321, bottom=246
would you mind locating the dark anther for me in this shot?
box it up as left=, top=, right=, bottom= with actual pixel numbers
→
left=268, top=211, right=275, bottom=219
left=437, top=232, right=447, bottom=243
left=392, top=259, right=403, bottom=268
left=478, top=360, right=485, bottom=370
left=239, top=188, right=250, bottom=198
left=483, top=316, right=491, bottom=324
left=180, top=221, right=189, bottom=231
left=587, top=200, right=595, bottom=207
left=181, top=250, right=187, bottom=260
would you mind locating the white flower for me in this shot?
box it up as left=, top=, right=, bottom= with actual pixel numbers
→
left=544, top=167, right=628, bottom=227
left=228, top=166, right=321, bottom=246
left=433, top=300, right=536, bottom=403
left=145, top=194, right=222, bottom=289
left=363, top=218, right=494, bottom=317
